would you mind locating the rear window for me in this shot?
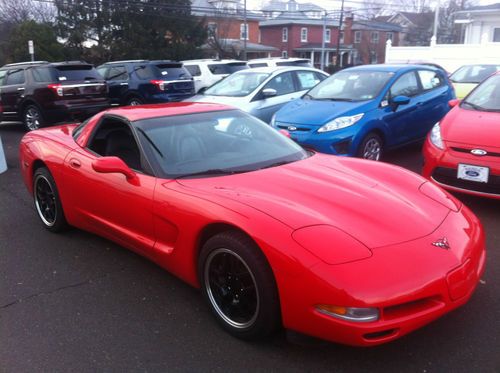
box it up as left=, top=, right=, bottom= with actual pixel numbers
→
left=54, top=65, right=101, bottom=81
left=208, top=63, right=248, bottom=75
left=276, top=60, right=311, bottom=67
left=154, top=63, right=191, bottom=80
left=184, top=65, right=201, bottom=77
left=248, top=63, right=267, bottom=68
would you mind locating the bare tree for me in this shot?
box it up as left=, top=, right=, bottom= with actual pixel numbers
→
left=0, top=0, right=56, bottom=23
left=204, top=3, right=244, bottom=59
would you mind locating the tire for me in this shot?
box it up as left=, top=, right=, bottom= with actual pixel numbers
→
left=126, top=97, right=143, bottom=106
left=23, top=105, right=45, bottom=131
left=33, top=167, right=68, bottom=232
left=357, top=133, right=383, bottom=161
left=198, top=231, right=281, bottom=340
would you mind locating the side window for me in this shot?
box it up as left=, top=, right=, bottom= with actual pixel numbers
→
left=418, top=70, right=443, bottom=91
left=107, top=66, right=128, bottom=81
left=389, top=71, right=420, bottom=97
left=135, top=65, right=155, bottom=80
left=315, top=72, right=327, bottom=82
left=5, top=69, right=25, bottom=85
left=32, top=67, right=54, bottom=83
left=96, top=67, right=108, bottom=79
left=263, top=72, right=295, bottom=96
left=0, top=70, right=7, bottom=86
left=185, top=65, right=201, bottom=77
left=296, top=70, right=321, bottom=90
left=87, top=118, right=143, bottom=171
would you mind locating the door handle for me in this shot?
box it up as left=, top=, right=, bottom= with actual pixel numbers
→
left=69, top=158, right=81, bottom=168
left=17, top=87, right=25, bottom=91
left=120, top=82, right=129, bottom=86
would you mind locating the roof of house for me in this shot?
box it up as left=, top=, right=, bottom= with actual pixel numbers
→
left=201, top=39, right=279, bottom=52
left=384, top=11, right=434, bottom=29
left=458, top=2, right=500, bottom=11
left=262, top=0, right=324, bottom=12
left=351, top=20, right=403, bottom=32
left=260, top=19, right=339, bottom=27
left=191, top=0, right=263, bottom=19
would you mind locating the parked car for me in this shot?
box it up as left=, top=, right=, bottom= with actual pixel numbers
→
left=186, top=66, right=328, bottom=123
left=271, top=64, right=455, bottom=160
left=181, top=59, right=248, bottom=93
left=20, top=102, right=485, bottom=346
left=423, top=71, right=500, bottom=199
left=96, top=60, right=194, bottom=106
left=0, top=61, right=109, bottom=131
left=247, top=57, right=312, bottom=68
left=449, top=64, right=500, bottom=99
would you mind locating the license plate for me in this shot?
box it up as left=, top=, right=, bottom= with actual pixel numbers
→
left=457, top=164, right=489, bottom=183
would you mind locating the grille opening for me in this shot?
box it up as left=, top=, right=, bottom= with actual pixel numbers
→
left=432, top=167, right=500, bottom=195
left=363, top=329, right=398, bottom=340
left=383, top=296, right=443, bottom=320
left=333, top=139, right=352, bottom=155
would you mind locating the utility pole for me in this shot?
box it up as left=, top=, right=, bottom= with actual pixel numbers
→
left=243, top=0, right=247, bottom=60
left=432, top=0, right=440, bottom=44
left=321, top=11, right=326, bottom=70
left=335, top=0, right=345, bottom=69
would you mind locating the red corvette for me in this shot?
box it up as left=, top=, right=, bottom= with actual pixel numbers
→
left=20, top=103, right=485, bottom=346
left=423, top=72, right=500, bottom=199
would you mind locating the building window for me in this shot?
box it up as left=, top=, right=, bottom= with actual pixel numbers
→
left=240, top=23, right=249, bottom=40
left=282, top=27, right=288, bottom=42
left=301, top=27, right=308, bottom=42
left=325, top=28, right=331, bottom=43
left=494, top=28, right=500, bottom=42
left=371, top=31, right=379, bottom=43
left=354, top=31, right=361, bottom=44
left=370, top=51, right=377, bottom=64
left=386, top=32, right=393, bottom=41
left=339, top=31, right=344, bottom=44
left=282, top=50, right=288, bottom=58
left=207, top=22, right=217, bottom=39
left=258, top=30, right=261, bottom=43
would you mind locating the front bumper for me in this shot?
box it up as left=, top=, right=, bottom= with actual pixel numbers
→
left=423, top=137, right=500, bottom=199
left=278, top=204, right=485, bottom=346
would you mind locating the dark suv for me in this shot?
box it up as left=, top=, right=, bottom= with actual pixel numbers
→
left=0, top=61, right=109, bottom=131
left=96, top=60, right=195, bottom=106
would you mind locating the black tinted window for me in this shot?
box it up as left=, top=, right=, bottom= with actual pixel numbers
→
left=390, top=71, right=420, bottom=97
left=276, top=60, right=311, bottom=67
left=32, top=67, right=55, bottom=82
left=55, top=65, right=101, bottom=81
left=5, top=69, right=25, bottom=85
left=185, top=65, right=201, bottom=77
left=153, top=63, right=191, bottom=80
left=108, top=66, right=128, bottom=80
left=249, top=63, right=267, bottom=68
left=0, top=70, right=7, bottom=85
left=263, top=72, right=295, bottom=96
left=208, top=63, right=247, bottom=75
left=134, top=65, right=155, bottom=80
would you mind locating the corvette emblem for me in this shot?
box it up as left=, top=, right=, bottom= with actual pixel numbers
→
left=287, top=126, right=297, bottom=131
left=432, top=237, right=450, bottom=250
left=471, top=149, right=487, bottom=156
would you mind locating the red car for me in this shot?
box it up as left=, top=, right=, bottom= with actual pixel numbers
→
left=20, top=103, right=485, bottom=346
left=423, top=72, right=500, bottom=199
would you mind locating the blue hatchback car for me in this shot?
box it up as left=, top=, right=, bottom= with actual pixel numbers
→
left=271, top=64, right=455, bottom=160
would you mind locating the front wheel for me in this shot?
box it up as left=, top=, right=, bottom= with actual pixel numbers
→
left=126, top=97, right=143, bottom=106
left=357, top=133, right=383, bottom=161
left=23, top=105, right=45, bottom=131
left=33, top=167, right=68, bottom=232
left=198, top=231, right=280, bottom=340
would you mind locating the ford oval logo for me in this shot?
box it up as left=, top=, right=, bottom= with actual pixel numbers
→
left=466, top=170, right=480, bottom=177
left=287, top=126, right=297, bottom=131
left=471, top=149, right=487, bottom=156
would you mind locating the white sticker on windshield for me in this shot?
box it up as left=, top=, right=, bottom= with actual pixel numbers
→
left=58, top=76, right=67, bottom=81
left=161, top=71, right=168, bottom=75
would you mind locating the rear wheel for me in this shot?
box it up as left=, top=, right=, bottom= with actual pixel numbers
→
left=126, top=97, right=143, bottom=106
left=198, top=231, right=280, bottom=340
left=33, top=167, right=67, bottom=232
left=357, top=133, right=383, bottom=161
left=23, top=105, right=45, bottom=131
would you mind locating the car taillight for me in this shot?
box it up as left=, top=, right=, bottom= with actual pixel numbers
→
left=48, top=84, right=64, bottom=97
left=150, top=80, right=166, bottom=91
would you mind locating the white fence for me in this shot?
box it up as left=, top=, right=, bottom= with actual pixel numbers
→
left=384, top=39, right=500, bottom=73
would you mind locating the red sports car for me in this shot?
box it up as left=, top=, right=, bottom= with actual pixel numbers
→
left=423, top=72, right=500, bottom=199
left=20, top=103, right=485, bottom=346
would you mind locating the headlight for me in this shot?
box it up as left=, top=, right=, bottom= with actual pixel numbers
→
left=270, top=113, right=276, bottom=127
left=430, top=122, right=444, bottom=149
left=318, top=113, right=364, bottom=133
left=316, top=305, right=379, bottom=323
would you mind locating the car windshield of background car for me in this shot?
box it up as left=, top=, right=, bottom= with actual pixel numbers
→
left=450, top=65, right=500, bottom=84
left=306, top=71, right=393, bottom=101
left=135, top=109, right=308, bottom=178
left=462, top=74, right=500, bottom=112
left=204, top=72, right=270, bottom=97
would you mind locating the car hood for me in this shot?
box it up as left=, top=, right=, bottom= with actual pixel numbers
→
left=175, top=154, right=451, bottom=248
left=452, top=82, right=477, bottom=99
left=442, top=106, right=500, bottom=148
left=186, top=94, right=248, bottom=107
left=275, top=98, right=374, bottom=126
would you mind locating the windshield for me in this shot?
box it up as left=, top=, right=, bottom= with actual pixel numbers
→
left=306, top=70, right=393, bottom=101
left=462, top=74, right=500, bottom=112
left=204, top=72, right=270, bottom=97
left=135, top=110, right=308, bottom=178
left=450, top=65, right=500, bottom=84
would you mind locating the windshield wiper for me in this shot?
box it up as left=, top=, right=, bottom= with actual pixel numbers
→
left=462, top=101, right=485, bottom=111
left=176, top=168, right=248, bottom=179
left=136, top=128, right=163, bottom=158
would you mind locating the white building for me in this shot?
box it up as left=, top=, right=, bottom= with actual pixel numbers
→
left=455, top=3, right=500, bottom=44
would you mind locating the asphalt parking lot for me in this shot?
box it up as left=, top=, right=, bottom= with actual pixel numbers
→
left=1, top=121, right=499, bottom=373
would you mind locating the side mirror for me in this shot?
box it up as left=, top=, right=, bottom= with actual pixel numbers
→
left=262, top=88, right=277, bottom=98
left=92, top=156, right=136, bottom=180
left=391, top=95, right=410, bottom=106
left=448, top=99, right=460, bottom=108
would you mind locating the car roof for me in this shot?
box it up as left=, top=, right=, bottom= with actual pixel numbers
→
left=345, top=64, right=437, bottom=73
left=102, top=60, right=180, bottom=65
left=104, top=102, right=235, bottom=122
left=233, top=66, right=323, bottom=74
left=248, top=57, right=309, bottom=62
left=181, top=59, right=246, bottom=64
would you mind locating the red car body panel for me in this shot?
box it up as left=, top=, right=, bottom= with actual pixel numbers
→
left=423, top=103, right=500, bottom=199
left=19, top=103, right=486, bottom=346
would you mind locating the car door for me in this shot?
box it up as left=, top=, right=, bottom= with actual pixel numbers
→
left=0, top=69, right=26, bottom=116
left=61, top=116, right=156, bottom=254
left=380, top=70, right=421, bottom=145
left=250, top=71, right=298, bottom=123
left=105, top=65, right=129, bottom=105
left=413, top=69, right=451, bottom=139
